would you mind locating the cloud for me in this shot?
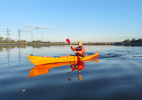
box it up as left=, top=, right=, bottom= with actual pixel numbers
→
left=21, top=29, right=33, bottom=32
left=24, top=25, right=53, bottom=30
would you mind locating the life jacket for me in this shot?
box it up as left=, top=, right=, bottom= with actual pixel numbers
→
left=71, top=46, right=85, bottom=56
left=76, top=47, right=85, bottom=56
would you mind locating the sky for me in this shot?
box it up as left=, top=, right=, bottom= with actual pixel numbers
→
left=0, top=0, right=142, bottom=42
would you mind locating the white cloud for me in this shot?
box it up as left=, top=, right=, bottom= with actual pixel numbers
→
left=21, top=29, right=33, bottom=32
left=24, top=25, right=53, bottom=30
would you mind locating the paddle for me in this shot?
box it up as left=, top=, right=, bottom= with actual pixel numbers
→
left=66, top=38, right=79, bottom=54
left=66, top=38, right=77, bottom=64
left=66, top=38, right=76, bottom=53
left=66, top=38, right=71, bottom=45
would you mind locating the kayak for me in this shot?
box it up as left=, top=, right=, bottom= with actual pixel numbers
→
left=28, top=51, right=99, bottom=65
left=28, top=57, right=99, bottom=77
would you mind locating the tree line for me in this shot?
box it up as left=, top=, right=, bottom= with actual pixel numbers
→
left=0, top=36, right=49, bottom=43
left=0, top=36, right=27, bottom=43
left=0, top=36, right=142, bottom=44
left=0, top=36, right=65, bottom=43
left=123, top=38, right=142, bottom=44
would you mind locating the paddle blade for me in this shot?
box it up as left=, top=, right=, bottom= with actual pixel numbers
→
left=66, top=38, right=70, bottom=44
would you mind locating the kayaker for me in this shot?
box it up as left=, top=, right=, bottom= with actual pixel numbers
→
left=70, top=41, right=85, bottom=56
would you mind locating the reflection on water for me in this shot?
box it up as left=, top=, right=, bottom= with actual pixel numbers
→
left=0, top=45, right=27, bottom=51
left=29, top=62, right=76, bottom=77
left=19, top=47, right=21, bottom=61
left=0, top=45, right=23, bottom=64
left=0, top=46, right=3, bottom=52
left=67, top=57, right=85, bottom=81
left=29, top=56, right=99, bottom=78
left=0, top=45, right=51, bottom=52
left=0, top=45, right=50, bottom=65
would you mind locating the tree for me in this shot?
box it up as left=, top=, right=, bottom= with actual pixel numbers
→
left=11, top=40, right=16, bottom=43
left=138, top=38, right=142, bottom=43
left=36, top=40, right=42, bottom=43
left=131, top=38, right=136, bottom=43
left=4, top=38, right=11, bottom=43
left=22, top=40, right=26, bottom=43
left=123, top=39, right=130, bottom=43
left=0, top=37, right=4, bottom=43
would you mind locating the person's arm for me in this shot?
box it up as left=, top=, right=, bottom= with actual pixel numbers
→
left=71, top=46, right=78, bottom=51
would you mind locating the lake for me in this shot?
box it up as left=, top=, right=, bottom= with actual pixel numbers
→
left=0, top=45, right=142, bottom=100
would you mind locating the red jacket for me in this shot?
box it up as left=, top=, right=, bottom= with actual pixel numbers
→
left=70, top=57, right=85, bottom=71
left=71, top=46, right=85, bottom=56
left=70, top=63, right=85, bottom=71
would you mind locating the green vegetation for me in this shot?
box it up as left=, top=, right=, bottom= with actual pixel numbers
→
left=30, top=40, right=50, bottom=43
left=0, top=36, right=27, bottom=43
left=0, top=36, right=65, bottom=44
left=0, top=36, right=50, bottom=43
left=123, top=38, right=142, bottom=44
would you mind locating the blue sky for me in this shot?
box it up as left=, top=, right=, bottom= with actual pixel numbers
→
left=0, top=0, right=142, bottom=42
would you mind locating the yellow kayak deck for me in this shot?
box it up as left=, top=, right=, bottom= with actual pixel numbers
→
left=28, top=51, right=99, bottom=65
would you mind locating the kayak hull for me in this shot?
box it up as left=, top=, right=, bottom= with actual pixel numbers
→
left=28, top=51, right=99, bottom=65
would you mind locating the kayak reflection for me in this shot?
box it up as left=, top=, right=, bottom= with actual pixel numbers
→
left=70, top=56, right=85, bottom=72
left=28, top=62, right=76, bottom=77
left=28, top=55, right=99, bottom=77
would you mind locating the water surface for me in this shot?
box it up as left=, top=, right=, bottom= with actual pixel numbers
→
left=0, top=45, right=142, bottom=100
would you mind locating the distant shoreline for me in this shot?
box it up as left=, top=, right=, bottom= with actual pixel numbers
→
left=0, top=43, right=142, bottom=45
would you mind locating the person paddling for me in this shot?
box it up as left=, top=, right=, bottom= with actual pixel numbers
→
left=70, top=41, right=85, bottom=57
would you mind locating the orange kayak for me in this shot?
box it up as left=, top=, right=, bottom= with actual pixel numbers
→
left=28, top=51, right=99, bottom=65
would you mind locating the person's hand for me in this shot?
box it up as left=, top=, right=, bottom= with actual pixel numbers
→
left=70, top=45, right=72, bottom=47
left=74, top=51, right=77, bottom=53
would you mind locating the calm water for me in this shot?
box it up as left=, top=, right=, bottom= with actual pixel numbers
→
left=0, top=45, right=142, bottom=100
